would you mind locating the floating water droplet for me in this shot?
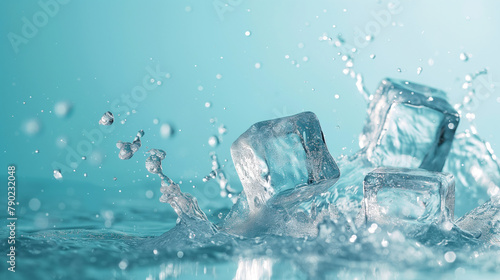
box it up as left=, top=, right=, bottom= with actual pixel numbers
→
left=197, top=85, right=204, bottom=91
left=23, top=118, right=42, bottom=136
left=216, top=73, right=222, bottom=79
left=118, top=260, right=128, bottom=270
left=244, top=30, right=251, bottom=36
left=205, top=102, right=212, bottom=108
left=218, top=125, right=227, bottom=135
left=417, top=67, right=423, bottom=75
left=208, top=136, right=219, bottom=147
left=334, top=94, right=340, bottom=99
left=113, top=177, right=117, bottom=181
left=53, top=169, right=63, bottom=180
left=298, top=42, right=304, bottom=49
left=397, top=68, right=402, bottom=72
left=116, top=130, right=144, bottom=160
left=160, top=123, right=173, bottom=139
left=302, top=56, right=309, bottom=62
left=34, top=150, right=39, bottom=154
left=54, top=101, right=72, bottom=118
left=459, top=52, right=469, bottom=62
left=81, top=156, right=86, bottom=160
left=29, top=198, right=41, bottom=211
left=444, top=251, right=456, bottom=263
left=145, top=190, right=154, bottom=199
left=83, top=173, right=88, bottom=177
left=153, top=118, right=159, bottom=125
left=255, top=62, right=261, bottom=69
left=99, top=111, right=114, bottom=126
left=370, top=54, right=376, bottom=59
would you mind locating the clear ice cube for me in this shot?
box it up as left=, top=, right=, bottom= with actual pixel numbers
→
left=231, top=112, right=340, bottom=212
left=361, top=79, right=459, bottom=171
left=444, top=132, right=500, bottom=218
left=363, top=167, right=455, bottom=230
left=456, top=196, right=500, bottom=245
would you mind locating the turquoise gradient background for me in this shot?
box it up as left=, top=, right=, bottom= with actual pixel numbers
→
left=1, top=0, right=500, bottom=236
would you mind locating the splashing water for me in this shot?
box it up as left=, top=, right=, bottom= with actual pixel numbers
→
left=116, top=130, right=144, bottom=160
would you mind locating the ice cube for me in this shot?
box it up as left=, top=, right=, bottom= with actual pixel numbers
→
left=363, top=167, right=455, bottom=231
left=361, top=79, right=459, bottom=171
left=456, top=196, right=500, bottom=245
left=444, top=132, right=500, bottom=218
left=231, top=112, right=340, bottom=212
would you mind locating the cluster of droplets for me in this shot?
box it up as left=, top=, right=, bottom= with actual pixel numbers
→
left=116, top=130, right=144, bottom=160
left=203, top=152, right=238, bottom=202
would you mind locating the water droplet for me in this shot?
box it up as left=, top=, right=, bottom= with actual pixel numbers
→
left=397, top=68, right=402, bottom=72
left=160, top=123, right=173, bottom=139
left=417, top=67, right=423, bottom=75
left=444, top=251, right=456, bottom=263
left=216, top=73, right=222, bottom=79
left=34, top=150, right=39, bottom=154
left=334, top=94, right=340, bottom=99
left=459, top=52, right=469, bottom=62
left=197, top=85, right=204, bottom=91
left=208, top=136, right=219, bottom=147
left=370, top=54, right=376, bottom=59
left=254, top=62, right=261, bottom=69
left=302, top=56, right=309, bottom=62
left=99, top=111, right=114, bottom=126
left=29, top=198, right=41, bottom=211
left=118, top=260, right=128, bottom=270
left=54, top=101, right=72, bottom=118
left=448, top=123, right=455, bottom=130
left=218, top=125, right=227, bottom=135
left=113, top=177, right=117, bottom=181
left=53, top=169, right=63, bottom=180
left=153, top=118, right=159, bottom=125
left=83, top=173, right=88, bottom=177
left=205, top=102, right=212, bottom=108
left=23, top=119, right=42, bottom=136
left=145, top=190, right=154, bottom=199
left=298, top=42, right=304, bottom=49
left=244, top=30, right=251, bottom=36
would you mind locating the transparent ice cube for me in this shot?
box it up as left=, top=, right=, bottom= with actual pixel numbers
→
left=361, top=79, right=460, bottom=171
left=444, top=132, right=500, bottom=218
left=363, top=167, right=455, bottom=230
left=456, top=196, right=500, bottom=245
left=231, top=112, right=340, bottom=212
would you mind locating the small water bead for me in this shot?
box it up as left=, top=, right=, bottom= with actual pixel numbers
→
left=459, top=52, right=469, bottom=62
left=444, top=251, right=456, bottom=263
left=113, top=177, right=117, bottom=181
left=23, top=119, right=42, bottom=136
left=370, top=54, right=376, bottom=59
left=216, top=73, right=222, bottom=79
left=145, top=190, right=154, bottom=199
left=302, top=56, right=309, bottom=62
left=205, top=102, right=212, bottom=108
left=54, top=101, right=72, bottom=118
left=153, top=118, right=159, bottom=125
left=99, top=111, right=114, bottom=126
left=160, top=123, right=173, bottom=139
left=448, top=123, right=456, bottom=130
left=244, top=31, right=251, bottom=36
left=35, top=150, right=39, bottom=154
left=118, top=260, right=128, bottom=270
left=397, top=68, right=402, bottom=72
left=82, top=156, right=86, bottom=160
left=208, top=136, right=219, bottom=147
left=417, top=67, right=423, bottom=75
left=53, top=169, right=63, bottom=180
left=218, top=125, right=227, bottom=135
left=254, top=62, right=261, bottom=69
left=197, top=85, right=204, bottom=91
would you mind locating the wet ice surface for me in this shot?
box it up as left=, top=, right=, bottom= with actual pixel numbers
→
left=116, top=130, right=144, bottom=160
left=361, top=78, right=459, bottom=171
left=363, top=167, right=455, bottom=236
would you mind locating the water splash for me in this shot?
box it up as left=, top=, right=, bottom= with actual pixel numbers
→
left=203, top=152, right=238, bottom=202
left=116, top=130, right=144, bottom=160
